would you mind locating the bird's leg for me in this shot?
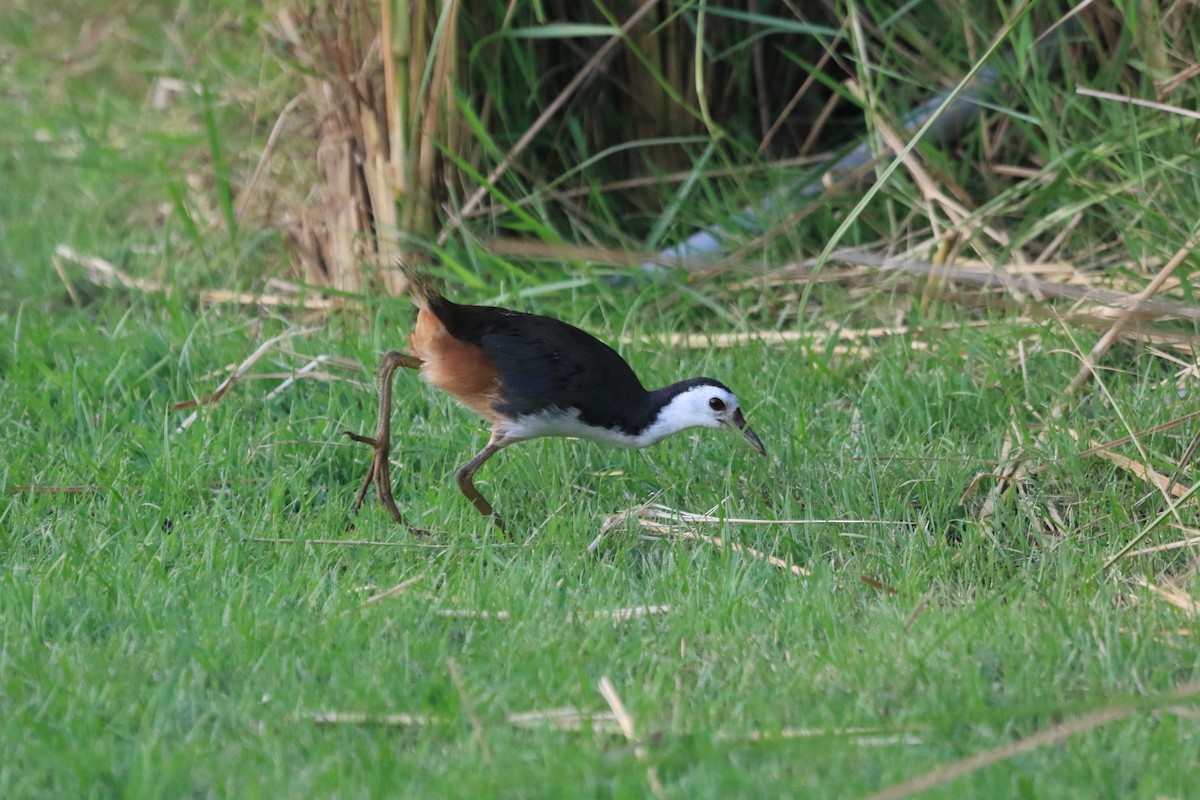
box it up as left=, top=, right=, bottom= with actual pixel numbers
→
left=345, top=350, right=422, bottom=527
left=455, top=435, right=511, bottom=537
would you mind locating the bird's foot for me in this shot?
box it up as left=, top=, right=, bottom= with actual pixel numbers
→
left=344, top=430, right=426, bottom=535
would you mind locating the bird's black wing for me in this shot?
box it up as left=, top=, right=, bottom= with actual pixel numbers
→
left=482, top=321, right=651, bottom=429
left=429, top=296, right=648, bottom=429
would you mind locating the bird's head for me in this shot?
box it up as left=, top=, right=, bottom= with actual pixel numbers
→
left=651, top=378, right=766, bottom=455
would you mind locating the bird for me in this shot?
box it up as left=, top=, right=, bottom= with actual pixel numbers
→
left=346, top=276, right=765, bottom=534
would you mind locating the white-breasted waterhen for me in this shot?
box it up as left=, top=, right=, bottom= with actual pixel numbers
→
left=347, top=277, right=765, bottom=533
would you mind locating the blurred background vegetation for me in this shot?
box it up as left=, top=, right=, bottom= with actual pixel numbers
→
left=6, top=0, right=1197, bottom=312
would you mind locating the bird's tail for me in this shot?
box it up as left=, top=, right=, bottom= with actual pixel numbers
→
left=400, top=265, right=439, bottom=309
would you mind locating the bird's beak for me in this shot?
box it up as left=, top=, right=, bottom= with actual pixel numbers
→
left=727, top=409, right=766, bottom=456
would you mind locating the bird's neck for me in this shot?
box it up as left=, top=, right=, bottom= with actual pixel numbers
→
left=635, top=382, right=703, bottom=445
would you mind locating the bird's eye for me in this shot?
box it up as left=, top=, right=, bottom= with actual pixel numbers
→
left=708, top=397, right=726, bottom=412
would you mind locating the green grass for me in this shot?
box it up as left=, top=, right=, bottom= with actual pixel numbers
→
left=3, top=1, right=1200, bottom=798
left=5, top=291, right=1198, bottom=798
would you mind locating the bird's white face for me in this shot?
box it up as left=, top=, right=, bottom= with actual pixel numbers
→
left=647, top=384, right=766, bottom=455
left=662, top=384, right=742, bottom=430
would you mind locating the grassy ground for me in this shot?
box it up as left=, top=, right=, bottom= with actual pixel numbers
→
left=4, top=2, right=1200, bottom=799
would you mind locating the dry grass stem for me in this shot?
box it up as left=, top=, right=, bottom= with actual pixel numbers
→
left=485, top=237, right=696, bottom=270
left=823, top=249, right=1200, bottom=324
left=1134, top=577, right=1199, bottom=617
left=629, top=319, right=1008, bottom=351
left=312, top=710, right=435, bottom=726
left=505, top=707, right=621, bottom=734
left=643, top=504, right=907, bottom=527
left=1068, top=429, right=1195, bottom=500
left=844, top=76, right=1004, bottom=257
left=308, top=708, right=924, bottom=746
left=434, top=609, right=512, bottom=621
left=264, top=355, right=342, bottom=400
left=1105, top=480, right=1200, bottom=569
left=310, top=706, right=622, bottom=733
left=861, top=680, right=1200, bottom=800
left=8, top=485, right=102, bottom=495
left=637, top=517, right=810, bottom=577
left=1054, top=226, right=1200, bottom=413
left=1166, top=428, right=1200, bottom=500
left=1049, top=411, right=1200, bottom=472
left=759, top=30, right=840, bottom=154
left=54, top=245, right=164, bottom=294
left=431, top=605, right=670, bottom=624
left=742, top=726, right=924, bottom=746
left=171, top=328, right=317, bottom=431
left=234, top=92, right=306, bottom=224
left=565, top=605, right=671, bottom=623
left=198, top=289, right=338, bottom=311
left=598, top=675, right=665, bottom=800
left=227, top=370, right=344, bottom=385
left=247, top=537, right=454, bottom=549
left=1076, top=86, right=1200, bottom=121
left=975, top=411, right=1031, bottom=523
left=1123, top=525, right=1200, bottom=558
left=361, top=574, right=424, bottom=607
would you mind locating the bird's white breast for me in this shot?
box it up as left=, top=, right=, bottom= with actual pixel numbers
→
left=499, top=407, right=653, bottom=449
left=497, top=395, right=714, bottom=449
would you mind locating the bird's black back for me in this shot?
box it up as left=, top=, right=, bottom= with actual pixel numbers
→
left=427, top=294, right=661, bottom=434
